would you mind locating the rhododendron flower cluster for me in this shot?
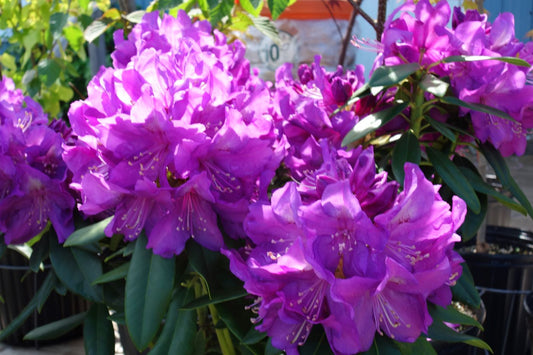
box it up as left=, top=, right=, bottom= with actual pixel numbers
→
left=225, top=146, right=465, bottom=355
left=377, top=0, right=533, bottom=156
left=63, top=11, right=283, bottom=257
left=0, top=77, right=74, bottom=244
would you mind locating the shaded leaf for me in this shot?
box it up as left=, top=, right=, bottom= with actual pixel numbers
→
left=426, top=320, right=491, bottom=352
left=440, top=96, right=515, bottom=122
left=425, top=115, right=457, bottom=142
left=342, top=102, right=409, bottom=147
left=420, top=74, right=449, bottom=97
left=157, top=0, right=184, bottom=10
left=267, top=0, right=290, bottom=20
left=181, top=288, right=248, bottom=309
left=37, top=59, right=61, bottom=87
left=428, top=303, right=483, bottom=330
left=480, top=142, right=533, bottom=217
left=451, top=263, right=481, bottom=308
left=426, top=147, right=481, bottom=213
left=392, top=131, right=421, bottom=186
left=395, top=336, right=436, bottom=355
left=92, top=262, right=130, bottom=285
left=125, top=234, right=175, bottom=351
left=84, top=303, right=116, bottom=355
left=50, top=12, right=69, bottom=39
left=64, top=216, right=112, bottom=247
left=24, top=312, right=86, bottom=341
left=241, top=328, right=267, bottom=345
left=368, top=63, right=420, bottom=88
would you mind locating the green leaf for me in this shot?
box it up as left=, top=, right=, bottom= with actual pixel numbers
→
left=458, top=166, right=527, bottom=215
left=264, top=338, right=283, bottom=355
left=37, top=58, right=61, bottom=87
left=92, top=262, right=130, bottom=285
left=84, top=20, right=112, bottom=43
left=419, top=73, right=449, bottom=97
left=0, top=272, right=57, bottom=342
left=181, top=288, right=248, bottom=309
left=392, top=131, right=421, bottom=185
left=250, top=16, right=279, bottom=43
left=150, top=288, right=196, bottom=355
left=368, top=63, right=420, bottom=88
left=425, top=115, right=457, bottom=142
left=64, top=216, right=113, bottom=247
left=451, top=263, right=481, bottom=308
left=63, top=25, right=85, bottom=52
left=360, top=335, right=401, bottom=355
left=342, top=102, right=409, bottom=147
left=29, top=236, right=50, bottom=273
left=440, top=96, right=515, bottom=122
left=157, top=0, right=185, bottom=10
left=395, top=336, right=436, bottom=355
left=241, top=328, right=267, bottom=345
left=50, top=12, right=69, bottom=40
left=84, top=303, right=115, bottom=355
left=125, top=234, right=175, bottom=351
left=442, top=55, right=530, bottom=67
left=426, top=147, right=481, bottom=213
left=458, top=196, right=487, bottom=242
left=345, top=82, right=371, bottom=107
left=49, top=239, right=104, bottom=302
left=24, top=312, right=86, bottom=341
left=209, top=0, right=234, bottom=26
left=125, top=10, right=146, bottom=23
left=426, top=320, right=491, bottom=352
left=240, top=0, right=263, bottom=16
left=429, top=303, right=483, bottom=330
left=267, top=0, right=290, bottom=20
left=480, top=142, right=533, bottom=217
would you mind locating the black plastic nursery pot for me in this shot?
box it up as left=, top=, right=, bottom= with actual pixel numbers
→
left=460, top=225, right=533, bottom=355
left=0, top=248, right=89, bottom=346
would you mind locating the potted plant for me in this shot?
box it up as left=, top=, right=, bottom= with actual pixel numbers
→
left=1, top=0, right=532, bottom=354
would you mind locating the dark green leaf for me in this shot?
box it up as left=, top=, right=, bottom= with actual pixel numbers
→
left=345, top=82, right=371, bottom=107
left=267, top=0, right=290, bottom=20
left=419, top=74, right=449, bottom=97
left=0, top=242, right=5, bottom=260
left=50, top=12, right=68, bottom=39
left=125, top=234, right=175, bottom=351
left=209, top=0, right=234, bottom=26
left=158, top=0, right=184, bottom=10
left=368, top=63, right=420, bottom=88
left=0, top=272, right=57, bottom=341
left=241, top=328, right=267, bottom=345
left=49, top=238, right=104, bottom=302
left=426, top=147, right=481, bottom=213
left=429, top=303, right=483, bottom=330
left=480, top=142, right=533, bottom=217
left=342, top=102, right=409, bottom=147
left=392, top=131, right=421, bottom=185
left=64, top=217, right=113, bottom=247
left=458, top=166, right=527, bottom=215
left=250, top=16, right=279, bottom=43
left=360, top=335, right=401, bottom=355
left=240, top=0, right=263, bottom=16
left=84, top=304, right=117, bottom=355
left=425, top=116, right=457, bottom=142
left=37, top=59, right=61, bottom=87
left=24, top=312, right=86, bottom=341
left=440, top=96, right=515, bottom=122
left=395, top=336, right=436, bottom=355
left=150, top=287, right=196, bottom=355
left=181, top=288, right=248, bottom=310
left=264, top=338, right=283, bottom=355
left=458, top=197, right=487, bottom=242
left=299, top=326, right=335, bottom=355
left=451, top=263, right=481, bottom=308
left=92, top=262, right=130, bottom=285
left=29, top=236, right=49, bottom=273
left=442, top=55, right=530, bottom=67
left=426, top=320, right=491, bottom=351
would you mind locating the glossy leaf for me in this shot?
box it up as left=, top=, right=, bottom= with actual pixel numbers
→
left=37, top=59, right=61, bottom=87
left=0, top=272, right=57, bottom=341
left=452, top=263, right=481, bottom=308
left=458, top=195, right=487, bottom=242
left=428, top=303, right=483, bottom=330
left=240, top=0, right=263, bottom=16
left=368, top=63, right=420, bottom=88
left=92, top=262, right=130, bottom=285
left=426, top=320, right=491, bottom=351
left=392, top=131, right=421, bottom=185
left=150, top=288, right=196, bottom=355
left=480, top=142, right=533, bottom=217
left=395, top=336, right=436, bottom=355
left=267, top=0, right=290, bottom=20
left=64, top=217, right=113, bottom=247
left=209, top=0, right=234, bottom=26
left=125, top=10, right=146, bottom=23
left=50, top=12, right=68, bottom=39
left=84, top=20, right=112, bottom=43
left=420, top=74, right=449, bottom=97
left=440, top=96, right=515, bottom=121
left=426, top=147, right=481, bottom=213
left=250, top=16, right=279, bottom=42
left=125, top=234, right=175, bottom=351
left=424, top=116, right=457, bottom=142
left=442, top=55, right=530, bottom=67
left=24, top=312, right=86, bottom=341
left=342, top=102, right=409, bottom=147
left=181, top=288, right=248, bottom=310
left=49, top=239, right=104, bottom=302
left=84, top=303, right=115, bottom=355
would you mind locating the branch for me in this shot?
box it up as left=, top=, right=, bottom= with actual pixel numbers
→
left=346, top=0, right=379, bottom=34
left=376, top=0, right=387, bottom=40
left=339, top=8, right=358, bottom=66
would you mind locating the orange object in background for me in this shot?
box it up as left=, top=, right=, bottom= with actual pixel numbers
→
left=260, top=0, right=353, bottom=20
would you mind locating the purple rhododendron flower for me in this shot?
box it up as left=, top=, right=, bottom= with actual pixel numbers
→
left=64, top=10, right=284, bottom=256
left=376, top=0, right=533, bottom=156
left=225, top=147, right=465, bottom=354
left=0, top=77, right=74, bottom=244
